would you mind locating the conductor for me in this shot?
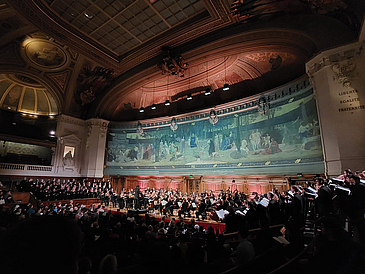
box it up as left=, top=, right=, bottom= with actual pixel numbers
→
left=134, top=185, right=141, bottom=209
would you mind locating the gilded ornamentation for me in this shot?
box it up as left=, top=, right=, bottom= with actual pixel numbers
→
left=157, top=48, right=188, bottom=77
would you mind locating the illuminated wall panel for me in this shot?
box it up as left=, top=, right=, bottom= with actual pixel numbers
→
left=106, top=78, right=324, bottom=176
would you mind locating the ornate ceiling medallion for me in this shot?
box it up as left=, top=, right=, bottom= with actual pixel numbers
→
left=21, top=39, right=69, bottom=70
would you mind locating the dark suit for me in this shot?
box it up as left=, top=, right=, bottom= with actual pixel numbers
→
left=178, top=201, right=189, bottom=218
left=134, top=187, right=141, bottom=209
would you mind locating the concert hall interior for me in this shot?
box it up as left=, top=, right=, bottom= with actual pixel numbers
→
left=0, top=1, right=365, bottom=274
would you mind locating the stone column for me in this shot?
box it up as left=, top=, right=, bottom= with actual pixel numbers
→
left=81, top=118, right=109, bottom=178
left=306, top=33, right=365, bottom=176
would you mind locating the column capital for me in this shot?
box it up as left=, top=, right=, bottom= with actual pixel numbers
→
left=306, top=42, right=363, bottom=78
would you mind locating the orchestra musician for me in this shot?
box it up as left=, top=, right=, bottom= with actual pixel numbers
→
left=195, top=198, right=207, bottom=220
left=134, top=185, right=141, bottom=209
left=178, top=198, right=189, bottom=218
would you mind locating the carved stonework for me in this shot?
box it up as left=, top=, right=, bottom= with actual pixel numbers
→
left=84, top=119, right=109, bottom=141
left=100, top=121, right=108, bottom=133
left=0, top=43, right=25, bottom=66
left=75, top=66, right=116, bottom=106
left=306, top=44, right=363, bottom=79
left=58, top=114, right=85, bottom=127
left=85, top=118, right=110, bottom=128
left=331, top=58, right=356, bottom=87
left=66, top=47, right=78, bottom=61
left=211, top=0, right=230, bottom=23
left=157, top=48, right=188, bottom=77
left=47, top=70, right=70, bottom=92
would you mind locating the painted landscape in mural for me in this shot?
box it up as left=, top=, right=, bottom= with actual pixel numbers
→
left=106, top=90, right=322, bottom=172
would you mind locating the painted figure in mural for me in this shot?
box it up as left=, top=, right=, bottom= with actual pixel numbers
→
left=214, top=134, right=220, bottom=152
left=107, top=148, right=116, bottom=162
left=253, top=129, right=262, bottom=151
left=160, top=145, right=166, bottom=159
left=229, top=131, right=235, bottom=145
left=143, top=144, right=152, bottom=160
left=277, top=124, right=289, bottom=144
left=181, top=137, right=185, bottom=153
left=190, top=133, right=197, bottom=148
left=133, top=146, right=139, bottom=161
left=208, top=139, right=215, bottom=158
left=249, top=130, right=256, bottom=151
left=150, top=144, right=155, bottom=162
left=298, top=122, right=310, bottom=150
left=221, top=135, right=230, bottom=150
left=312, top=119, right=319, bottom=136
left=263, top=133, right=271, bottom=148
left=270, top=138, right=282, bottom=154
left=241, top=139, right=250, bottom=155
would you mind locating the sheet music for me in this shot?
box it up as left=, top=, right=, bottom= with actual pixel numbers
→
left=216, top=209, right=229, bottom=219
left=235, top=209, right=248, bottom=216
left=273, top=236, right=290, bottom=245
left=177, top=202, right=182, bottom=207
left=161, top=200, right=168, bottom=206
left=329, top=183, right=351, bottom=195
left=259, top=198, right=269, bottom=207
left=308, top=186, right=317, bottom=194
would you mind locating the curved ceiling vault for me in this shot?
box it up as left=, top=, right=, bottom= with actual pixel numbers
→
left=3, top=0, right=363, bottom=121
left=96, top=29, right=316, bottom=120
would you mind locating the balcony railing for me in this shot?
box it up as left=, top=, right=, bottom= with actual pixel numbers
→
left=0, top=163, right=53, bottom=175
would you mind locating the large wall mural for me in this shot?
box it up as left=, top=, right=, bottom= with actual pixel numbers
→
left=105, top=82, right=324, bottom=175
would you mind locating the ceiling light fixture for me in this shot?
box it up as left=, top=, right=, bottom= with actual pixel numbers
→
left=223, top=57, right=230, bottom=91
left=84, top=13, right=93, bottom=19
left=152, top=82, right=156, bottom=110
left=165, top=76, right=170, bottom=106
left=205, top=60, right=211, bottom=95
left=187, top=68, right=192, bottom=100
left=140, top=86, right=145, bottom=112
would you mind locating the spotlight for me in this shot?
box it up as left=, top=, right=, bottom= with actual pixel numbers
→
left=139, top=107, right=145, bottom=113
left=223, top=83, right=230, bottom=91
left=84, top=13, right=93, bottom=19
left=205, top=88, right=211, bottom=95
left=151, top=104, right=157, bottom=110
left=165, top=100, right=171, bottom=106
left=187, top=94, right=192, bottom=100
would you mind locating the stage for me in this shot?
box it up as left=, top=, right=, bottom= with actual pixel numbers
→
left=110, top=207, right=226, bottom=234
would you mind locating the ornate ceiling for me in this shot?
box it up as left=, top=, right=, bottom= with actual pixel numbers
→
left=0, top=0, right=364, bottom=120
